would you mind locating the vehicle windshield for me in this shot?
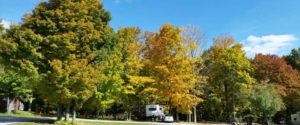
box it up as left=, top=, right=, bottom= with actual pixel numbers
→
left=148, top=108, right=156, bottom=111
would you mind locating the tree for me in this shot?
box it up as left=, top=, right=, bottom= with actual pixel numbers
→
left=82, top=49, right=124, bottom=119
left=0, top=66, right=33, bottom=113
left=206, top=35, right=255, bottom=122
left=39, top=59, right=98, bottom=120
left=0, top=21, right=4, bottom=31
left=284, top=49, right=300, bottom=112
left=238, top=82, right=285, bottom=125
left=253, top=54, right=300, bottom=96
left=253, top=54, right=300, bottom=123
left=180, top=25, right=206, bottom=53
left=0, top=21, right=35, bottom=114
left=0, top=0, right=116, bottom=121
left=116, top=27, right=154, bottom=120
left=180, top=25, right=206, bottom=122
left=285, top=48, right=300, bottom=71
left=143, top=24, right=203, bottom=116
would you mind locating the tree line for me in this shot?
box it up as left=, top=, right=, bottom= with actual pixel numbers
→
left=0, top=0, right=299, bottom=124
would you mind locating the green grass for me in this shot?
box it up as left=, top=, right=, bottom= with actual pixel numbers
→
left=75, top=121, right=151, bottom=125
left=10, top=123, right=53, bottom=125
left=1, top=113, right=152, bottom=125
left=10, top=121, right=153, bottom=125
left=0, top=111, right=42, bottom=117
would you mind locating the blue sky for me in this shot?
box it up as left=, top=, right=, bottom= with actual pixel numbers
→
left=1, top=0, right=300, bottom=57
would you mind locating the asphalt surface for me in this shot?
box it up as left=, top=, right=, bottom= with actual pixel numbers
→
left=0, top=116, right=229, bottom=125
left=0, top=116, right=54, bottom=124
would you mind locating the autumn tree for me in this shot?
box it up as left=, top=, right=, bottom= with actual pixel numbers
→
left=253, top=54, right=300, bottom=122
left=253, top=54, right=300, bottom=96
left=143, top=24, right=203, bottom=117
left=284, top=49, right=300, bottom=112
left=116, top=27, right=155, bottom=120
left=0, top=0, right=116, bottom=121
left=253, top=54, right=299, bottom=92
left=83, top=27, right=153, bottom=120
left=180, top=25, right=206, bottom=122
left=206, top=36, right=255, bottom=122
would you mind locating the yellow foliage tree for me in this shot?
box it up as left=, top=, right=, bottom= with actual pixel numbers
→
left=143, top=24, right=203, bottom=115
left=117, top=27, right=155, bottom=120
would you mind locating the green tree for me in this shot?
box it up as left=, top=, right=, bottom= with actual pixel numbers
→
left=82, top=50, right=124, bottom=118
left=0, top=66, right=33, bottom=113
left=0, top=0, right=116, bottom=121
left=0, top=20, right=35, bottom=114
left=238, top=82, right=285, bottom=125
left=206, top=36, right=255, bottom=122
left=0, top=21, right=4, bottom=32
left=285, top=48, right=300, bottom=71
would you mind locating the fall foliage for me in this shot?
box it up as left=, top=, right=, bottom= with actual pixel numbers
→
left=143, top=24, right=203, bottom=114
left=1, top=0, right=300, bottom=124
left=252, top=54, right=300, bottom=96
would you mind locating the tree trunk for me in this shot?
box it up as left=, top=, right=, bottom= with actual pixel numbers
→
left=266, top=118, right=271, bottom=125
left=14, top=98, right=19, bottom=112
left=102, top=110, right=105, bottom=119
left=232, top=94, right=236, bottom=121
left=129, top=111, right=132, bottom=120
left=6, top=97, right=10, bottom=113
left=57, top=104, right=62, bottom=120
left=7, top=97, right=14, bottom=114
left=188, top=113, right=192, bottom=122
left=186, top=114, right=189, bottom=122
left=176, top=112, right=179, bottom=121
left=72, top=108, right=76, bottom=122
left=46, top=102, right=50, bottom=115
left=28, top=97, right=32, bottom=112
left=193, top=106, right=197, bottom=123
left=96, top=110, right=100, bottom=119
left=65, top=104, right=70, bottom=121
left=224, top=83, right=230, bottom=122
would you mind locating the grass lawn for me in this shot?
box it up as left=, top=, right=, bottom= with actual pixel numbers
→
left=10, top=123, right=53, bottom=125
left=0, top=111, right=42, bottom=117
left=1, top=112, right=153, bottom=125
left=75, top=121, right=152, bottom=125
left=10, top=121, right=153, bottom=125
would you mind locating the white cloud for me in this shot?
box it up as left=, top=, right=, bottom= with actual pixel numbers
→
left=0, top=20, right=11, bottom=29
left=243, top=34, right=297, bottom=56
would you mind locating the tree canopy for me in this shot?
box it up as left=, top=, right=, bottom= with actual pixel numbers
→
left=143, top=24, right=203, bottom=114
left=1, top=0, right=299, bottom=124
left=206, top=36, right=255, bottom=121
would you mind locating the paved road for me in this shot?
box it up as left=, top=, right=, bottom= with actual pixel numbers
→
left=0, top=116, right=229, bottom=125
left=75, top=118, right=228, bottom=125
left=0, top=116, right=54, bottom=125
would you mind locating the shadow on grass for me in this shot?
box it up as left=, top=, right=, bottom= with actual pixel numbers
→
left=0, top=116, right=55, bottom=124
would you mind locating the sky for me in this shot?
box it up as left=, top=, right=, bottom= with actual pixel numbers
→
left=1, top=0, right=300, bottom=57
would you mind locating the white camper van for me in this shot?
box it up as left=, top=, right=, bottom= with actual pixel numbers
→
left=145, top=105, right=165, bottom=119
left=291, top=112, right=300, bottom=125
